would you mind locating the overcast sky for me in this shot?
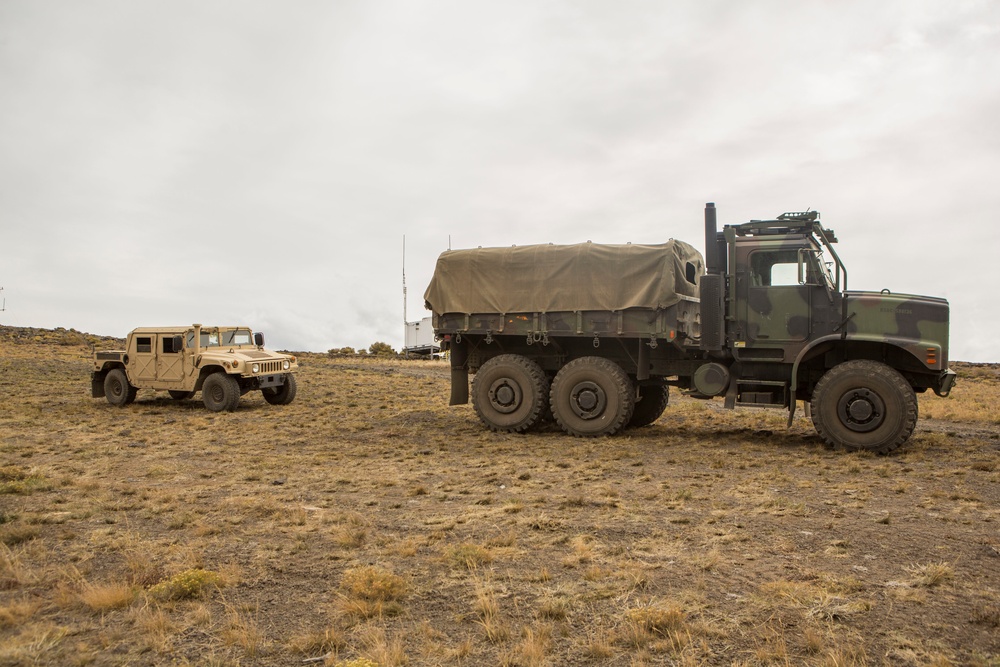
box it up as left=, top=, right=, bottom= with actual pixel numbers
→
left=1, top=1, right=998, bottom=361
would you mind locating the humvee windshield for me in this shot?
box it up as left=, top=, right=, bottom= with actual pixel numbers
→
left=185, top=329, right=253, bottom=347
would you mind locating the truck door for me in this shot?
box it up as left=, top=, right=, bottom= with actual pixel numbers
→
left=742, top=248, right=811, bottom=344
left=130, top=334, right=157, bottom=381
left=157, top=335, right=185, bottom=383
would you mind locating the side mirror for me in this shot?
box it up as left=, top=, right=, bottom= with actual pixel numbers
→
left=254, top=332, right=265, bottom=347
left=173, top=335, right=184, bottom=351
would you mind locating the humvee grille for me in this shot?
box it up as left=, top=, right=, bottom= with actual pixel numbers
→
left=257, top=360, right=286, bottom=374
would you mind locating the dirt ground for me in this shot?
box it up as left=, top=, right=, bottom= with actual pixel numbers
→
left=1, top=327, right=998, bottom=666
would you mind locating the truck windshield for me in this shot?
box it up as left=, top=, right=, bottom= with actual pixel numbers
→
left=185, top=329, right=252, bottom=347
left=222, top=330, right=253, bottom=345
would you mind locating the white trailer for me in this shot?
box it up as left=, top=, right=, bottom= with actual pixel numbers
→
left=403, top=316, right=440, bottom=358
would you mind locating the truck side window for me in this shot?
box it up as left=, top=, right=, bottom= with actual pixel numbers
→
left=162, top=337, right=178, bottom=353
left=136, top=337, right=152, bottom=353
left=750, top=250, right=799, bottom=287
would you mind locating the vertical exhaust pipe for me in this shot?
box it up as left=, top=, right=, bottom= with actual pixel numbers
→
left=699, top=204, right=725, bottom=351
left=704, top=202, right=719, bottom=274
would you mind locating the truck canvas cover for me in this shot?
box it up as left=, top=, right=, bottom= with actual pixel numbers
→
left=424, top=239, right=704, bottom=315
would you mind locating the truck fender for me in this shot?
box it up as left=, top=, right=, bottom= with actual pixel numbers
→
left=789, top=334, right=926, bottom=394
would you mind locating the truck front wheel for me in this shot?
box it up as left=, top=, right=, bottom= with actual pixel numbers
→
left=471, top=354, right=549, bottom=432
left=202, top=374, right=240, bottom=412
left=104, top=369, right=137, bottom=407
left=551, top=357, right=634, bottom=437
left=811, top=360, right=917, bottom=454
left=262, top=374, right=297, bottom=405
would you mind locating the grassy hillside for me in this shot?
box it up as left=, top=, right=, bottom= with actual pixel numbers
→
left=1, top=327, right=998, bottom=666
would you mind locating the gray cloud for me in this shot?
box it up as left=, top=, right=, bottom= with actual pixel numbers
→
left=1, top=0, right=997, bottom=359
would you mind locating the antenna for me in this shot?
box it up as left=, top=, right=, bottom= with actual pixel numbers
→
left=0, top=287, right=5, bottom=312
left=402, top=236, right=407, bottom=325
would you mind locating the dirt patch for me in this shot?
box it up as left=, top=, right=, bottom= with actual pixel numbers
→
left=1, top=328, right=998, bottom=666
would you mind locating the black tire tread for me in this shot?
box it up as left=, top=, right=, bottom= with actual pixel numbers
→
left=104, top=368, right=137, bottom=407
left=202, top=373, right=241, bottom=412
left=471, top=354, right=549, bottom=433
left=810, top=360, right=917, bottom=454
left=628, top=384, right=669, bottom=428
left=550, top=356, right=633, bottom=437
left=262, top=374, right=297, bottom=406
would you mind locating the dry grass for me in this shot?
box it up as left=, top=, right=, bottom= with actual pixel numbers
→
left=0, top=327, right=998, bottom=665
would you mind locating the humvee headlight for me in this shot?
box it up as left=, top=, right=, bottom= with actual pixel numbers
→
left=232, top=360, right=239, bottom=369
left=283, top=360, right=290, bottom=370
left=252, top=363, right=260, bottom=374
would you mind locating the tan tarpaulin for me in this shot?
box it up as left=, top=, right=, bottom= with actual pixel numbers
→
left=424, top=240, right=704, bottom=315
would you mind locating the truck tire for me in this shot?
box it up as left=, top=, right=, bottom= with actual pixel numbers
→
left=202, top=373, right=241, bottom=412
left=811, top=360, right=917, bottom=454
left=550, top=357, right=634, bottom=437
left=168, top=391, right=194, bottom=400
left=628, top=384, right=669, bottom=428
left=471, top=354, right=549, bottom=432
left=262, top=374, right=297, bottom=405
left=104, top=368, right=137, bottom=407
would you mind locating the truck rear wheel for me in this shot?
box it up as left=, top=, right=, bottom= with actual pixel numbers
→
left=471, top=354, right=549, bottom=432
left=202, top=373, right=240, bottom=412
left=811, top=360, right=917, bottom=454
left=104, top=368, right=137, bottom=407
left=628, top=384, right=669, bottom=428
left=551, top=357, right=634, bottom=437
left=262, top=374, right=297, bottom=405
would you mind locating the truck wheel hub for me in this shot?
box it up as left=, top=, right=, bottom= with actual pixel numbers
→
left=488, top=379, right=522, bottom=414
left=838, top=389, right=885, bottom=432
left=570, top=381, right=606, bottom=419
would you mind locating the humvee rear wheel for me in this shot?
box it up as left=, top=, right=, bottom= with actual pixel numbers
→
left=550, top=357, right=634, bottom=437
left=471, top=354, right=549, bottom=432
left=628, top=384, right=669, bottom=428
left=262, top=374, right=297, bottom=406
left=168, top=390, right=194, bottom=400
left=202, top=374, right=240, bottom=412
left=811, top=360, right=917, bottom=454
left=104, top=369, right=137, bottom=407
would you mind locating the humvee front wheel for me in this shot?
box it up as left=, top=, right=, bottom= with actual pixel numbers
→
left=811, top=360, right=917, bottom=454
left=262, top=374, right=297, bottom=406
left=104, top=369, right=137, bottom=407
left=202, top=374, right=240, bottom=412
left=471, top=354, right=549, bottom=432
left=550, top=357, right=634, bottom=437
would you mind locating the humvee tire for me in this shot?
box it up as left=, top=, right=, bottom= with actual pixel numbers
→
left=262, top=374, right=297, bottom=406
left=104, top=368, right=137, bottom=407
left=202, top=373, right=240, bottom=412
left=471, top=354, right=549, bottom=433
left=628, top=384, right=669, bottom=428
left=550, top=357, right=634, bottom=437
left=811, top=360, right=917, bottom=454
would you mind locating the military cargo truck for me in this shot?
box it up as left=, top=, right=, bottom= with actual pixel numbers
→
left=92, top=324, right=298, bottom=412
left=424, top=204, right=956, bottom=453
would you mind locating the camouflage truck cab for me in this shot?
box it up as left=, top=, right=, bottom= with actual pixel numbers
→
left=708, top=211, right=956, bottom=452
left=91, top=324, right=298, bottom=412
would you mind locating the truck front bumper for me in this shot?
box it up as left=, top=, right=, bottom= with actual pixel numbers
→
left=934, top=368, right=957, bottom=398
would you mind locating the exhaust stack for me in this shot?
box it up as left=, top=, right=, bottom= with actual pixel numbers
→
left=699, top=203, right=725, bottom=351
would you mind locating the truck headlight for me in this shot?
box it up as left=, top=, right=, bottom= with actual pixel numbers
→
left=283, top=360, right=290, bottom=370
left=252, top=363, right=260, bottom=373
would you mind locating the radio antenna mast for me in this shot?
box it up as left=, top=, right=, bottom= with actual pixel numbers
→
left=1, top=287, right=5, bottom=312
left=402, top=236, right=407, bottom=325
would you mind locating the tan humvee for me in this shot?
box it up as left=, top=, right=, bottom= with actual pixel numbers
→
left=91, top=324, right=298, bottom=412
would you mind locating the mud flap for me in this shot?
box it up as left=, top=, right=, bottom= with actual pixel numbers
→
left=91, top=373, right=106, bottom=398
